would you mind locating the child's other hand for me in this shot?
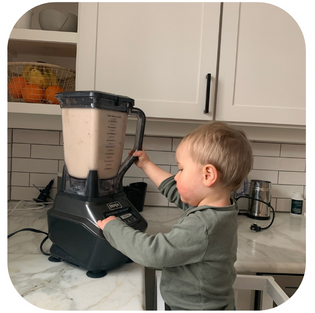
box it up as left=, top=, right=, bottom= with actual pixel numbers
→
left=132, top=147, right=171, bottom=187
left=133, top=149, right=150, bottom=170
left=97, top=216, right=117, bottom=230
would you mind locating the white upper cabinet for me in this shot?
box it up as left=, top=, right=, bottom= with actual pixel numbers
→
left=216, top=3, right=306, bottom=126
left=8, top=2, right=306, bottom=129
left=75, top=2, right=98, bottom=91
left=94, top=2, right=221, bottom=120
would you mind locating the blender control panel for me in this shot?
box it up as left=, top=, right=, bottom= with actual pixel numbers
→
left=117, top=212, right=139, bottom=225
left=103, top=207, right=140, bottom=227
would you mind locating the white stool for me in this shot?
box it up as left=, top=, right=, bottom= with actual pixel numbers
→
left=155, top=271, right=289, bottom=310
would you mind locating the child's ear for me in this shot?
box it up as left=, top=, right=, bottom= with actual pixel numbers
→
left=202, top=164, right=218, bottom=187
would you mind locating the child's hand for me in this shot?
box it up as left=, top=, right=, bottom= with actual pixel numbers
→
left=97, top=216, right=117, bottom=230
left=133, top=147, right=172, bottom=187
left=133, top=149, right=151, bottom=170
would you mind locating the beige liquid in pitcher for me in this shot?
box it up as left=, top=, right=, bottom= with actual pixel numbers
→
left=62, top=108, right=128, bottom=179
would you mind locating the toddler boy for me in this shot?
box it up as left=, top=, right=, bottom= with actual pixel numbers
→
left=97, top=121, right=253, bottom=310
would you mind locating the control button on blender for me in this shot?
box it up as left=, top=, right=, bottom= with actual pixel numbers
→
left=120, top=213, right=132, bottom=219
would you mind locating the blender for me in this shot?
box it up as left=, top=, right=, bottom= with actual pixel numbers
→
left=47, top=91, right=147, bottom=278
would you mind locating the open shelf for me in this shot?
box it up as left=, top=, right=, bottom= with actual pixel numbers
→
left=8, top=102, right=61, bottom=115
left=8, top=29, right=77, bottom=58
left=9, top=28, right=78, bottom=44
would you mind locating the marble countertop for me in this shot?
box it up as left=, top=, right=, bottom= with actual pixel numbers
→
left=7, top=203, right=305, bottom=310
left=7, top=205, right=145, bottom=311
left=235, top=212, right=305, bottom=274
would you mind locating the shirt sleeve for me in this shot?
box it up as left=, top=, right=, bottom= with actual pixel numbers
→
left=158, top=175, right=190, bottom=211
left=102, top=213, right=208, bottom=269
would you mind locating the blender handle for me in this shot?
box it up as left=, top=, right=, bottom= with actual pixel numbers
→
left=129, top=107, right=146, bottom=153
left=117, top=107, right=146, bottom=179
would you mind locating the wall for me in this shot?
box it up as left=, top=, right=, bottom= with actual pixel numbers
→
left=7, top=128, right=306, bottom=213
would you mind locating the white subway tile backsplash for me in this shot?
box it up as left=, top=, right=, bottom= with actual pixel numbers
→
left=237, top=197, right=277, bottom=212
left=124, top=135, right=172, bottom=151
left=7, top=128, right=306, bottom=213
left=172, top=138, right=182, bottom=151
left=12, top=144, right=31, bottom=157
left=7, top=156, right=11, bottom=172
left=143, top=178, right=160, bottom=193
left=124, top=163, right=170, bottom=179
left=12, top=158, right=59, bottom=174
left=13, top=129, right=59, bottom=145
left=7, top=185, right=10, bottom=201
left=8, top=143, right=12, bottom=158
left=144, top=136, right=172, bottom=151
left=276, top=198, right=306, bottom=213
left=275, top=198, right=291, bottom=212
left=271, top=184, right=304, bottom=198
left=123, top=164, right=148, bottom=178
left=11, top=186, right=40, bottom=201
left=170, top=165, right=179, bottom=176
left=253, top=156, right=305, bottom=172
left=123, top=177, right=144, bottom=187
left=11, top=186, right=57, bottom=201
left=281, top=144, right=306, bottom=158
left=277, top=198, right=306, bottom=212
left=250, top=142, right=280, bottom=156
left=145, top=192, right=169, bottom=207
left=8, top=128, right=12, bottom=142
left=122, top=149, right=175, bottom=166
left=58, top=160, right=65, bottom=173
left=30, top=173, right=58, bottom=189
left=146, top=150, right=176, bottom=166
left=59, top=132, right=64, bottom=145
left=278, top=171, right=306, bottom=185
left=123, top=136, right=136, bottom=150
left=11, top=172, right=29, bottom=186
left=248, top=170, right=278, bottom=184
left=31, top=145, right=64, bottom=160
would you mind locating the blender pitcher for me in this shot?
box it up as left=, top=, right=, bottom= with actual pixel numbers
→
left=57, top=91, right=145, bottom=197
left=47, top=91, right=147, bottom=277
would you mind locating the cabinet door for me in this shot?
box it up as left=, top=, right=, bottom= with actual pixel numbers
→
left=95, top=2, right=220, bottom=120
left=76, top=2, right=98, bottom=90
left=216, top=3, right=306, bottom=126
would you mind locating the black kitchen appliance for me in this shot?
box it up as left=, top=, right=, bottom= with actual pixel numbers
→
left=47, top=91, right=147, bottom=278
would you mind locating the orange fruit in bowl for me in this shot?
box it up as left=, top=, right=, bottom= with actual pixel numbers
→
left=8, top=76, right=28, bottom=98
left=45, top=86, right=64, bottom=104
left=22, top=84, right=44, bottom=103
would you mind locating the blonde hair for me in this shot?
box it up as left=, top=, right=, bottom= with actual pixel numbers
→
left=180, top=121, right=253, bottom=190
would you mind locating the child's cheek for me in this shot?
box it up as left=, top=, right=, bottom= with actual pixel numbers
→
left=176, top=181, right=186, bottom=197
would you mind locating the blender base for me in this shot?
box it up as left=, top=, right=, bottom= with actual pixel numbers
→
left=48, top=243, right=110, bottom=278
left=86, top=270, right=107, bottom=278
left=47, top=191, right=147, bottom=278
left=48, top=256, right=62, bottom=263
left=48, top=242, right=135, bottom=278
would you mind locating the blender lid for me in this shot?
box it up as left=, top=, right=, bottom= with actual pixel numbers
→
left=56, top=91, right=134, bottom=112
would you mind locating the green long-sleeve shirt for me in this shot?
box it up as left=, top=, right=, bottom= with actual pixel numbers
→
left=103, top=176, right=238, bottom=310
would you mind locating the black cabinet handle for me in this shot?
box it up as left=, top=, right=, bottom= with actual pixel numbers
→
left=204, top=73, right=211, bottom=114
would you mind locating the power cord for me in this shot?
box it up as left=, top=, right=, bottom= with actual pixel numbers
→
left=8, top=200, right=54, bottom=215
left=235, top=195, right=275, bottom=232
left=8, top=200, right=53, bottom=256
left=7, top=228, right=50, bottom=256
left=8, top=178, right=55, bottom=255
